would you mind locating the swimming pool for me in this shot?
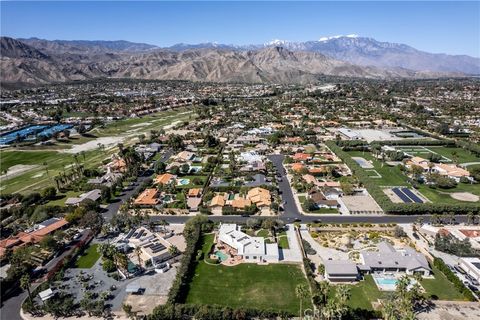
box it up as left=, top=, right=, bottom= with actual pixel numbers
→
left=214, top=251, right=228, bottom=262
left=177, top=178, right=190, bottom=186
left=375, top=277, right=397, bottom=285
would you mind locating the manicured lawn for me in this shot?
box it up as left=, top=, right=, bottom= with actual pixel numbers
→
left=46, top=190, right=83, bottom=207
left=1, top=149, right=112, bottom=194
left=256, top=229, right=270, bottom=238
left=75, top=244, right=101, bottom=268
left=396, top=146, right=479, bottom=164
left=278, top=236, right=289, bottom=249
left=200, top=233, right=215, bottom=255
left=175, top=175, right=208, bottom=189
left=186, top=235, right=312, bottom=314
left=346, top=150, right=409, bottom=186
left=345, top=275, right=387, bottom=311
left=298, top=195, right=306, bottom=204
left=420, top=265, right=467, bottom=301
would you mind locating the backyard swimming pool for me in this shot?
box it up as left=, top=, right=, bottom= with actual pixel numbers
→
left=177, top=178, right=190, bottom=186
left=373, top=275, right=418, bottom=291
left=214, top=251, right=228, bottom=262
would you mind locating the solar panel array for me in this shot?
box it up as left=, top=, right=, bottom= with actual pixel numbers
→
left=401, top=188, right=424, bottom=203
left=392, top=188, right=424, bottom=204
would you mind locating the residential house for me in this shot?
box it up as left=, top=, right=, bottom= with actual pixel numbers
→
left=246, top=187, right=272, bottom=208
left=154, top=173, right=177, bottom=185
left=324, top=260, right=359, bottom=282
left=309, top=191, right=339, bottom=209
left=359, top=242, right=431, bottom=277
left=65, top=189, right=102, bottom=206
left=0, top=218, right=69, bottom=257
left=134, top=188, right=160, bottom=206
left=218, top=224, right=279, bottom=263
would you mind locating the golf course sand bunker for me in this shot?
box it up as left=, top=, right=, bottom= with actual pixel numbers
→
left=63, top=136, right=125, bottom=154
left=1, top=164, right=38, bottom=180
left=450, top=192, right=479, bottom=202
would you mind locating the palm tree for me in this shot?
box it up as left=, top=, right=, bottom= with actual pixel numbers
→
left=114, top=252, right=129, bottom=277
left=134, top=246, right=143, bottom=268
left=295, top=284, right=309, bottom=320
left=168, top=245, right=179, bottom=256
left=20, top=274, right=32, bottom=304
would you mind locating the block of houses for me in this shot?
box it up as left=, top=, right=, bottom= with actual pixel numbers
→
left=0, top=218, right=69, bottom=257
left=359, top=242, right=431, bottom=277
left=218, top=224, right=279, bottom=263
left=406, top=156, right=471, bottom=182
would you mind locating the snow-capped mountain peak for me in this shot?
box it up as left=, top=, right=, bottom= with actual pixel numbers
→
left=318, top=34, right=358, bottom=42
left=265, top=39, right=289, bottom=46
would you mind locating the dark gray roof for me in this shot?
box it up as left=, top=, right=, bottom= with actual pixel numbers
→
left=361, top=241, right=431, bottom=271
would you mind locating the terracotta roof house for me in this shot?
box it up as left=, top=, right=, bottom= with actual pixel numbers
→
left=293, top=153, right=313, bottom=162
left=210, top=195, right=226, bottom=208
left=0, top=218, right=68, bottom=257
left=292, top=163, right=305, bottom=172
left=247, top=187, right=272, bottom=208
left=154, top=173, right=176, bottom=185
left=231, top=198, right=252, bottom=209
left=188, top=188, right=203, bottom=198
left=134, top=188, right=160, bottom=206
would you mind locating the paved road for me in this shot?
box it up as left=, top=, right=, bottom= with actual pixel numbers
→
left=0, top=230, right=91, bottom=320
left=103, top=150, right=173, bottom=221
left=268, top=154, right=301, bottom=218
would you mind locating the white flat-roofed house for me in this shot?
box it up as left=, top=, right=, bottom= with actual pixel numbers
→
left=218, top=224, right=279, bottom=263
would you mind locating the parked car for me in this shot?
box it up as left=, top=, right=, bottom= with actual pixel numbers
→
left=454, top=265, right=466, bottom=274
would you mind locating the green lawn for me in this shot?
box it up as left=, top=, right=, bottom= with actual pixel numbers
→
left=46, top=190, right=83, bottom=207
left=420, top=265, right=467, bottom=301
left=278, top=235, right=289, bottom=249
left=75, top=244, right=101, bottom=268
left=1, top=108, right=195, bottom=195
left=186, top=235, right=312, bottom=314
left=396, top=146, right=480, bottom=164
left=0, top=149, right=112, bottom=195
left=345, top=275, right=387, bottom=311
left=175, top=175, right=208, bottom=189
left=346, top=150, right=409, bottom=186
left=345, top=149, right=480, bottom=204
left=256, top=229, right=270, bottom=238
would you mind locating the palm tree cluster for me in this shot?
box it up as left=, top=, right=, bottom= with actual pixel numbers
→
left=381, top=275, right=426, bottom=320
left=98, top=243, right=129, bottom=276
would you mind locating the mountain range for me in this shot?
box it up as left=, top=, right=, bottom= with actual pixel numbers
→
left=1, top=35, right=478, bottom=88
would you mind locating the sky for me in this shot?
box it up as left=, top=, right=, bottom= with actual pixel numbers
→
left=1, top=1, right=479, bottom=57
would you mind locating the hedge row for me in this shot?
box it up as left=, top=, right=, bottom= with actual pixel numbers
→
left=167, top=218, right=203, bottom=304
left=433, top=257, right=477, bottom=302
left=149, top=303, right=291, bottom=320
left=326, top=141, right=480, bottom=215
